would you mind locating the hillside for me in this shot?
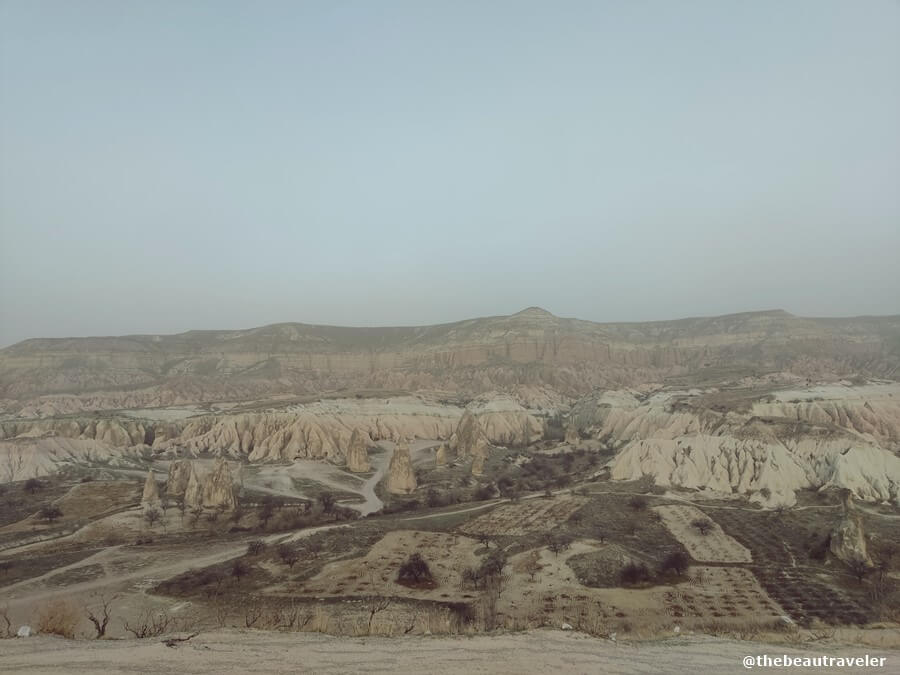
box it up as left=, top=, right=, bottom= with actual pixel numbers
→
left=2, top=308, right=899, bottom=415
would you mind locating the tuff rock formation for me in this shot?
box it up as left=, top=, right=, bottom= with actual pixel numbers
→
left=565, top=422, right=579, bottom=445
left=183, top=463, right=204, bottom=509
left=452, top=411, right=487, bottom=458
left=201, top=458, right=237, bottom=510
left=165, top=459, right=193, bottom=498
left=141, top=470, right=160, bottom=505
left=830, top=492, right=872, bottom=566
left=471, top=452, right=485, bottom=476
left=435, top=443, right=448, bottom=467
left=345, top=429, right=370, bottom=473
left=387, top=440, right=417, bottom=495
left=470, top=437, right=489, bottom=476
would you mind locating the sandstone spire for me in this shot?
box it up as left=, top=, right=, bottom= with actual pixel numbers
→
left=453, top=410, right=487, bottom=458
left=435, top=442, right=448, bottom=467
left=564, top=420, right=579, bottom=445
left=387, top=439, right=417, bottom=495
left=202, top=457, right=237, bottom=510
left=141, top=469, right=160, bottom=505
left=165, top=459, right=192, bottom=498
left=829, top=491, right=871, bottom=566
left=346, top=429, right=371, bottom=473
left=470, top=437, right=489, bottom=476
left=184, top=462, right=204, bottom=509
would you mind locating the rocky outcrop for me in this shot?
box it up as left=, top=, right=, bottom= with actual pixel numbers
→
left=830, top=493, right=872, bottom=566
left=452, top=411, right=487, bottom=458
left=165, top=459, right=193, bottom=498
left=610, top=433, right=900, bottom=507
left=386, top=440, right=417, bottom=495
left=565, top=423, right=579, bottom=445
left=183, top=463, right=204, bottom=509
left=201, top=458, right=237, bottom=510
left=435, top=443, right=448, bottom=467
left=0, top=437, right=143, bottom=483
left=141, top=470, right=160, bottom=505
left=470, top=438, right=489, bottom=476
left=345, top=429, right=370, bottom=473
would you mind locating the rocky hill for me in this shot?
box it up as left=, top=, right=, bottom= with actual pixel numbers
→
left=2, top=308, right=899, bottom=415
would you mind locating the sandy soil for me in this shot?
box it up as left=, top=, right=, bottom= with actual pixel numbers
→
left=3, top=629, right=897, bottom=674
left=654, top=505, right=752, bottom=563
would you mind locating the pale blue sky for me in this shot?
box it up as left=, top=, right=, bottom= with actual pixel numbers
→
left=1, top=0, right=898, bottom=345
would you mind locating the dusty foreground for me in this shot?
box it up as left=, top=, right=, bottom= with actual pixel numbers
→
left=3, top=630, right=897, bottom=674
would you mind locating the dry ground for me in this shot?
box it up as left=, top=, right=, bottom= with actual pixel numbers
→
left=654, top=504, right=752, bottom=563
left=458, top=495, right=586, bottom=536
left=270, top=530, right=482, bottom=603
left=3, top=628, right=897, bottom=675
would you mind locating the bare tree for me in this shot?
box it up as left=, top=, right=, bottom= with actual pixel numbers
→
left=848, top=557, right=870, bottom=584
left=366, top=597, right=392, bottom=635
left=277, top=543, right=301, bottom=569
left=85, top=593, right=116, bottom=638
left=39, top=505, right=63, bottom=524
left=247, top=539, right=266, bottom=556
left=143, top=506, right=163, bottom=528
left=231, top=558, right=249, bottom=583
left=317, top=491, right=336, bottom=514
left=123, top=609, right=171, bottom=638
left=691, top=518, right=713, bottom=536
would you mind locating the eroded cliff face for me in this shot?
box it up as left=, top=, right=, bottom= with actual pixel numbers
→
left=599, top=384, right=900, bottom=506
left=0, top=395, right=546, bottom=480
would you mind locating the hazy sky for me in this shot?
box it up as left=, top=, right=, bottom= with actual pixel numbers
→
left=1, top=1, right=898, bottom=346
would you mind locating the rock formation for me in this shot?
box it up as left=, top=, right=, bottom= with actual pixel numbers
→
left=435, top=443, right=448, bottom=467
left=471, top=452, right=485, bottom=476
left=345, top=429, right=370, bottom=473
left=386, top=440, right=417, bottom=495
left=470, top=437, right=489, bottom=476
left=564, top=422, right=579, bottom=445
left=141, top=470, right=160, bottom=505
left=183, top=463, right=204, bottom=509
left=165, top=459, right=193, bottom=498
left=452, top=410, right=488, bottom=458
left=829, top=492, right=872, bottom=566
left=201, top=458, right=237, bottom=510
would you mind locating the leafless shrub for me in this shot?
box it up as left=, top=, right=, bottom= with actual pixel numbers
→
left=123, top=608, right=171, bottom=638
left=0, top=605, right=12, bottom=638
left=244, top=604, right=263, bottom=628
left=247, top=539, right=266, bottom=556
left=37, top=599, right=79, bottom=638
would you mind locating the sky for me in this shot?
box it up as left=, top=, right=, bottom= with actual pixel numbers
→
left=1, top=0, right=898, bottom=346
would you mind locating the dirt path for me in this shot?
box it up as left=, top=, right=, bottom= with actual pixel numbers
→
left=2, top=629, right=895, bottom=674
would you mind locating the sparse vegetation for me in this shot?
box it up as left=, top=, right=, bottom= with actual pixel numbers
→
left=38, top=504, right=63, bottom=523
left=37, top=599, right=79, bottom=638
left=396, top=553, right=435, bottom=588
left=691, top=518, right=713, bottom=536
